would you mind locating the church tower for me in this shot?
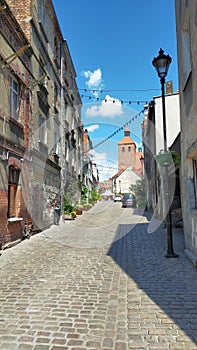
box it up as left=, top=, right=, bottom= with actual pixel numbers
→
left=118, top=125, right=137, bottom=170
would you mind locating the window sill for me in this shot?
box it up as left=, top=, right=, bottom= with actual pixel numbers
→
left=10, top=117, right=24, bottom=130
left=190, top=209, right=197, bottom=214
left=8, top=217, right=23, bottom=222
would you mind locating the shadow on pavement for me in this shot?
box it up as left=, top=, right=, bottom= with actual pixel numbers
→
left=107, top=212, right=197, bottom=346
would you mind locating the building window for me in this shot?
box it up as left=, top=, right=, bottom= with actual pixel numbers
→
left=188, top=157, right=197, bottom=209
left=39, top=55, right=45, bottom=79
left=54, top=83, right=58, bottom=109
left=122, top=147, right=125, bottom=152
left=54, top=130, right=59, bottom=155
left=39, top=116, right=47, bottom=144
left=10, top=77, right=19, bottom=120
left=181, top=8, right=192, bottom=89
left=193, top=159, right=197, bottom=208
left=8, top=166, right=20, bottom=218
left=128, top=146, right=131, bottom=152
left=38, top=0, right=44, bottom=23
left=54, top=37, right=59, bottom=63
left=65, top=142, right=69, bottom=162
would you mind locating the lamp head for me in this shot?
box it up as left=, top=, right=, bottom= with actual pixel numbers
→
left=152, top=48, right=172, bottom=79
left=140, top=156, right=144, bottom=167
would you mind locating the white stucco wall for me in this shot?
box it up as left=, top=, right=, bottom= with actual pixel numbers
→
left=118, top=166, right=141, bottom=193
left=154, top=93, right=180, bottom=155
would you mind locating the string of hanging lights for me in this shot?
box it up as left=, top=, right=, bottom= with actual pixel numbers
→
left=79, top=87, right=159, bottom=105
left=79, top=88, right=160, bottom=93
left=80, top=94, right=148, bottom=105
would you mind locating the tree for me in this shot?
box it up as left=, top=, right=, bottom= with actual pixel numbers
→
left=130, top=179, right=146, bottom=209
left=90, top=188, right=100, bottom=202
left=81, top=186, right=88, bottom=204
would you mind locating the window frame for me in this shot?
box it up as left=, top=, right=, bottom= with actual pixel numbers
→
left=181, top=8, right=192, bottom=90
left=10, top=76, right=19, bottom=120
left=38, top=0, right=44, bottom=23
left=193, top=158, right=197, bottom=209
left=39, top=115, right=47, bottom=144
left=8, top=166, right=20, bottom=218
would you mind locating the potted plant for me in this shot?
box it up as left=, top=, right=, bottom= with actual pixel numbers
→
left=155, top=151, right=180, bottom=167
left=75, top=204, right=83, bottom=215
left=64, top=198, right=75, bottom=220
left=82, top=203, right=92, bottom=211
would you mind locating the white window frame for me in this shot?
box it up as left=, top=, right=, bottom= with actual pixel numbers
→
left=8, top=166, right=20, bottom=218
left=39, top=116, right=47, bottom=144
left=54, top=130, right=59, bottom=155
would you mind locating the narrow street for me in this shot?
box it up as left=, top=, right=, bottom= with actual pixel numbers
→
left=0, top=201, right=197, bottom=350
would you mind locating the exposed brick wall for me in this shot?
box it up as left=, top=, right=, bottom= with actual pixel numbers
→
left=6, top=0, right=31, bottom=41
left=7, top=220, right=24, bottom=244
left=0, top=184, right=31, bottom=247
left=0, top=190, right=8, bottom=247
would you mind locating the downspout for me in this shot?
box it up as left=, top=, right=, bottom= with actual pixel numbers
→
left=24, top=70, right=31, bottom=238
left=59, top=42, right=64, bottom=220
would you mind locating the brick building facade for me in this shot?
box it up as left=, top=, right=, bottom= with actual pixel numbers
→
left=0, top=0, right=84, bottom=246
left=0, top=0, right=32, bottom=246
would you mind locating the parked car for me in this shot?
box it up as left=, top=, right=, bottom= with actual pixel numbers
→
left=114, top=194, right=122, bottom=202
left=122, top=193, right=136, bottom=208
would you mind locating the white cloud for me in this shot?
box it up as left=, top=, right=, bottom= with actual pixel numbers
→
left=82, top=68, right=102, bottom=88
left=86, top=124, right=99, bottom=132
left=86, top=95, right=123, bottom=118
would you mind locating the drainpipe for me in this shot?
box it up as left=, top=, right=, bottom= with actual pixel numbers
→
left=59, top=42, right=64, bottom=220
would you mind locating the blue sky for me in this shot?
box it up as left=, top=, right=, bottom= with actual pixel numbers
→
left=53, top=0, right=178, bottom=180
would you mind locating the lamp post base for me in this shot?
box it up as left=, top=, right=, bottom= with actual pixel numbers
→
left=165, top=252, right=179, bottom=258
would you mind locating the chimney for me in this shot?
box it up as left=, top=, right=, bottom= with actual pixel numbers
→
left=166, top=81, right=173, bottom=94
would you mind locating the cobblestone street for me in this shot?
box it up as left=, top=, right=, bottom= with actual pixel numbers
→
left=0, top=201, right=197, bottom=350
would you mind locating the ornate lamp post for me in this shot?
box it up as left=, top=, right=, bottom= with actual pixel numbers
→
left=140, top=155, right=144, bottom=178
left=119, top=179, right=121, bottom=193
left=152, top=48, right=178, bottom=258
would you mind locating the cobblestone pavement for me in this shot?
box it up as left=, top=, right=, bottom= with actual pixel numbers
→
left=0, top=201, right=197, bottom=350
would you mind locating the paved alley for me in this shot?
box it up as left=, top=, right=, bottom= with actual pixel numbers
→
left=0, top=201, right=197, bottom=350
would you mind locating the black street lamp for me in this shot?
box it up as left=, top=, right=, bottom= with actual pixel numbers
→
left=140, top=155, right=144, bottom=178
left=152, top=48, right=178, bottom=258
left=119, top=179, right=121, bottom=193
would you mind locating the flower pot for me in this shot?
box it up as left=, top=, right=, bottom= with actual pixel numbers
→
left=64, top=214, right=73, bottom=220
left=76, top=208, right=82, bottom=215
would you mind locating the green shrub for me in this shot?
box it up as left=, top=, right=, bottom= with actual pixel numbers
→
left=84, top=203, right=92, bottom=207
left=64, top=198, right=74, bottom=213
left=75, top=204, right=83, bottom=209
left=130, top=179, right=146, bottom=209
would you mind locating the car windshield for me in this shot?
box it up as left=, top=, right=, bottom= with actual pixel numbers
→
left=124, top=194, right=134, bottom=199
